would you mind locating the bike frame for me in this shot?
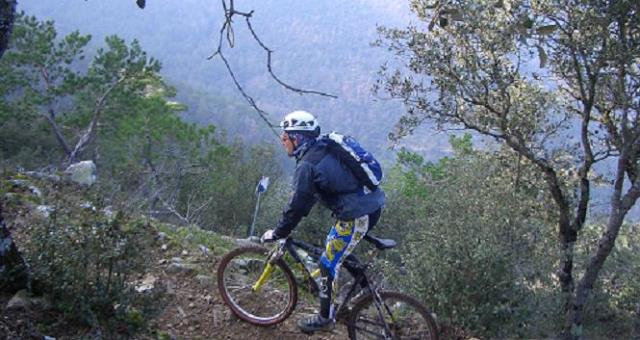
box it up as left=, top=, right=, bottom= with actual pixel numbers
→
left=254, top=237, right=397, bottom=337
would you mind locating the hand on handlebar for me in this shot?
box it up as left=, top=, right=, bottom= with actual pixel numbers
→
left=261, top=229, right=279, bottom=243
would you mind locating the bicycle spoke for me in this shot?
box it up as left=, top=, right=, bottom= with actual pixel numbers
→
left=218, top=245, right=298, bottom=324
left=348, top=291, right=439, bottom=340
left=226, top=284, right=250, bottom=291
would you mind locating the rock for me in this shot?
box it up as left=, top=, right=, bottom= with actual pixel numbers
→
left=196, top=275, right=214, bottom=288
left=166, top=281, right=176, bottom=296
left=177, top=306, right=187, bottom=318
left=157, top=232, right=167, bottom=241
left=135, top=274, right=158, bottom=293
left=181, top=250, right=188, bottom=256
left=229, top=258, right=265, bottom=273
left=198, top=244, right=210, bottom=257
left=161, top=244, right=168, bottom=251
left=80, top=201, right=96, bottom=212
left=166, top=262, right=197, bottom=275
left=35, top=205, right=54, bottom=218
left=64, top=160, right=97, bottom=186
left=102, top=206, right=115, bottom=221
left=6, top=290, right=30, bottom=310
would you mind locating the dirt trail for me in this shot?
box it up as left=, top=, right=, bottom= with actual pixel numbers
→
left=147, top=255, right=349, bottom=340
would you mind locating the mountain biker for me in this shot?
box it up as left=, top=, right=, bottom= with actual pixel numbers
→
left=261, top=110, right=385, bottom=333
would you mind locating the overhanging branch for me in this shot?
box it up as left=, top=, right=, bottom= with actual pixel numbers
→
left=208, top=0, right=337, bottom=139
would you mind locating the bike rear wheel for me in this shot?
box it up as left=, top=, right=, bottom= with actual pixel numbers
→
left=347, top=290, right=439, bottom=340
left=217, top=245, right=298, bottom=325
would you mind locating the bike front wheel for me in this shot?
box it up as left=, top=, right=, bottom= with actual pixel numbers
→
left=217, top=245, right=298, bottom=325
left=347, top=290, right=439, bottom=340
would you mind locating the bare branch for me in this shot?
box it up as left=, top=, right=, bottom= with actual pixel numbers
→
left=208, top=0, right=336, bottom=138
left=244, top=16, right=337, bottom=98
left=217, top=51, right=280, bottom=138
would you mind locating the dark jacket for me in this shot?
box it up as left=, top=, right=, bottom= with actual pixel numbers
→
left=273, top=138, right=386, bottom=238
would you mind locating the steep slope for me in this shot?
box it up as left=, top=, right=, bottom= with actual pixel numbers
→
left=0, top=171, right=350, bottom=339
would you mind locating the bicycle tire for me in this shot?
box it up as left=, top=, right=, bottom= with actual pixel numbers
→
left=217, top=245, right=298, bottom=326
left=347, top=290, right=439, bottom=340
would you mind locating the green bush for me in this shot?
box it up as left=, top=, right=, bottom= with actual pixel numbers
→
left=22, top=187, right=161, bottom=333
left=381, top=139, right=558, bottom=338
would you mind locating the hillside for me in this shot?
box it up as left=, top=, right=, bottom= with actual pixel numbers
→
left=0, top=171, right=358, bottom=339
left=15, top=0, right=452, bottom=162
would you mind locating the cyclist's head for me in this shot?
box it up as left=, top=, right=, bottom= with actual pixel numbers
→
left=280, top=110, right=320, bottom=157
left=280, top=110, right=320, bottom=137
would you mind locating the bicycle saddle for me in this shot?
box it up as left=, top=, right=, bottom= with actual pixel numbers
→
left=364, top=235, right=396, bottom=250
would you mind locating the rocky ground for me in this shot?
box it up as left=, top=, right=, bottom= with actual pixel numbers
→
left=137, top=235, right=350, bottom=340
left=0, top=221, right=351, bottom=340
left=0, top=234, right=348, bottom=340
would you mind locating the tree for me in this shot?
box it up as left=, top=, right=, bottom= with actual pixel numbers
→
left=0, top=0, right=17, bottom=59
left=0, top=14, right=92, bottom=164
left=0, top=14, right=173, bottom=168
left=377, top=0, right=639, bottom=338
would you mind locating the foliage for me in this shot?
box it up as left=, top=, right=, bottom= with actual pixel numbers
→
left=0, top=13, right=90, bottom=167
left=0, top=14, right=285, bottom=238
left=155, top=223, right=237, bottom=257
left=19, top=182, right=162, bottom=333
left=381, top=134, right=640, bottom=338
left=382, top=136, right=559, bottom=337
left=377, top=0, right=640, bottom=337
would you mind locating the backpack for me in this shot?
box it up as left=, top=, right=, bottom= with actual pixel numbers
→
left=321, top=132, right=383, bottom=192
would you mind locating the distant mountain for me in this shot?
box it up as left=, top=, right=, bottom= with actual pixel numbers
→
left=16, top=0, right=452, bottom=162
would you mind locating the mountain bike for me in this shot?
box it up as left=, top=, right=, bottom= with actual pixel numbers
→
left=217, top=233, right=439, bottom=339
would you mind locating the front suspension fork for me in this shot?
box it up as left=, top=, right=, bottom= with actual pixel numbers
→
left=252, top=241, right=287, bottom=292
left=252, top=262, right=275, bottom=292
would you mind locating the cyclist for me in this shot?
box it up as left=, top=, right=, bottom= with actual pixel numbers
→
left=261, top=110, right=385, bottom=333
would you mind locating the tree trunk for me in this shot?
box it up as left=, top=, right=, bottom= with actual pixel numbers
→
left=0, top=201, right=30, bottom=293
left=562, top=214, right=627, bottom=339
left=562, top=150, right=640, bottom=339
left=558, top=237, right=576, bottom=307
left=0, top=0, right=17, bottom=59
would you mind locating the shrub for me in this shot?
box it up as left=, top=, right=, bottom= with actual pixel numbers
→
left=381, top=141, right=558, bottom=338
left=22, top=186, right=161, bottom=333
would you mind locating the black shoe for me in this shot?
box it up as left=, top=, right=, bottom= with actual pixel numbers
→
left=297, top=314, right=335, bottom=333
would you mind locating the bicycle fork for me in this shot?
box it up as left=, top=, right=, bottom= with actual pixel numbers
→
left=252, top=262, right=275, bottom=292
left=252, top=241, right=287, bottom=292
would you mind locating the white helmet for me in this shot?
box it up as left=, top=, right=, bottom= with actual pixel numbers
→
left=281, top=110, right=320, bottom=133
